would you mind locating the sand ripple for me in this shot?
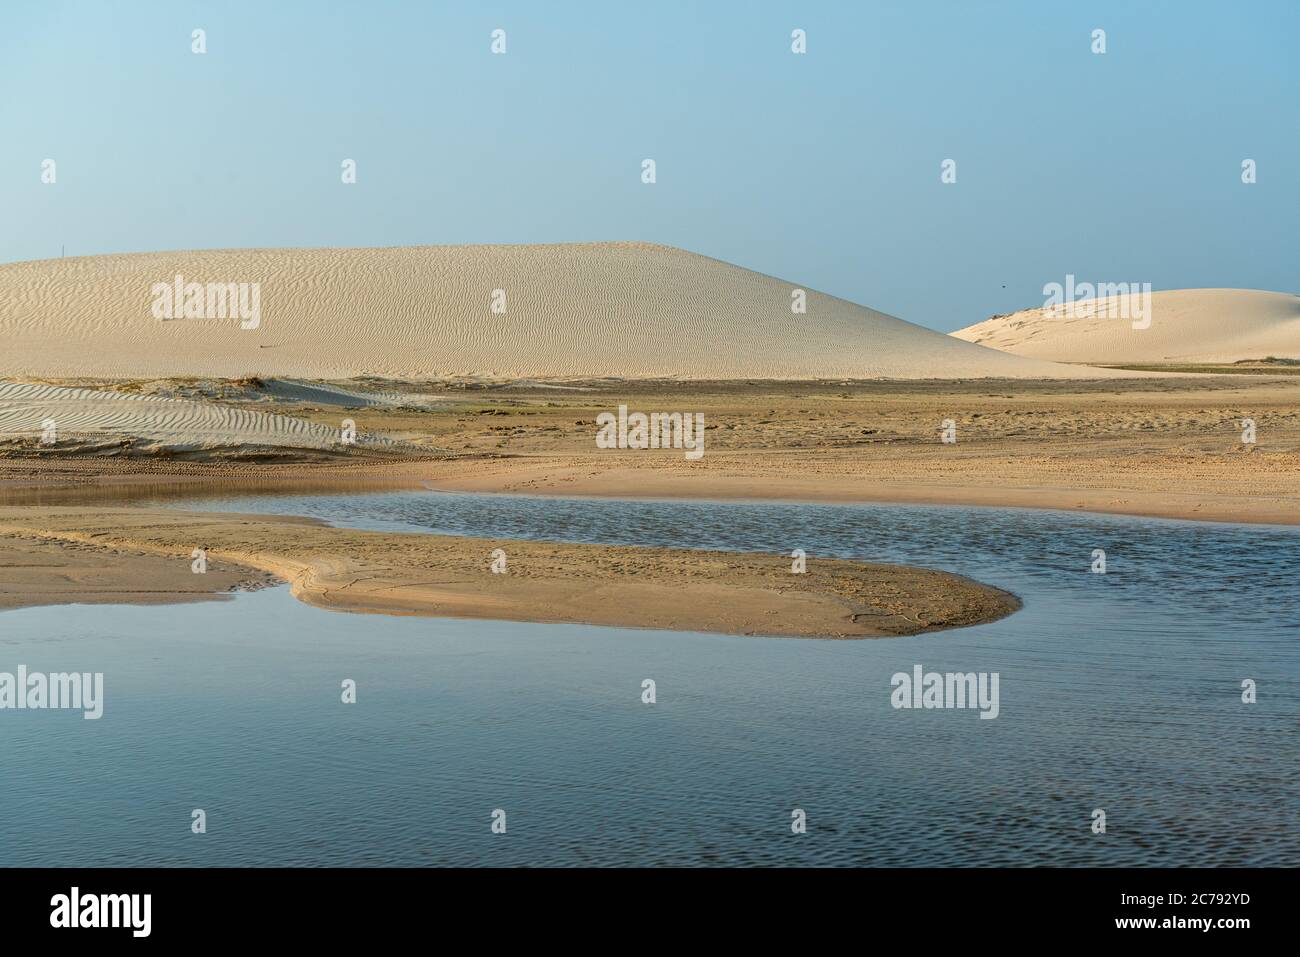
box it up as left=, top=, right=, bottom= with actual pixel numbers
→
left=0, top=381, right=393, bottom=451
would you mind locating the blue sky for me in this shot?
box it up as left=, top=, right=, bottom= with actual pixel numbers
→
left=2, top=0, right=1295, bottom=331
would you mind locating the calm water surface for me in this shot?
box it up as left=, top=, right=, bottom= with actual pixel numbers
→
left=1, top=491, right=1295, bottom=866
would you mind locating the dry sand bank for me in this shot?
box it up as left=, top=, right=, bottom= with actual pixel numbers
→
left=0, top=378, right=1294, bottom=525
left=416, top=458, right=1300, bottom=527
left=1, top=244, right=1140, bottom=380
left=953, top=289, right=1300, bottom=365
left=0, top=507, right=1018, bottom=638
left=399, top=377, right=1300, bottom=525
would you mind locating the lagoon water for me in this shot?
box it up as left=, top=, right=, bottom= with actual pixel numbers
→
left=1, top=491, right=1296, bottom=866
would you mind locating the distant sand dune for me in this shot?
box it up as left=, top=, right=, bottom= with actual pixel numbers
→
left=1, top=243, right=1135, bottom=379
left=952, top=289, right=1300, bottom=364
left=0, top=381, right=391, bottom=451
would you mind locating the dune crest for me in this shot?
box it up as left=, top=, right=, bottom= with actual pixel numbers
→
left=952, top=289, right=1300, bottom=365
left=2, top=243, right=1128, bottom=380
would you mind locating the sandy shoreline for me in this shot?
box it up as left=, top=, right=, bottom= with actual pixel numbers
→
left=0, top=506, right=1020, bottom=638
left=0, top=532, right=281, bottom=609
left=4, top=452, right=1295, bottom=527
left=2, top=375, right=1294, bottom=632
left=411, top=456, right=1300, bottom=527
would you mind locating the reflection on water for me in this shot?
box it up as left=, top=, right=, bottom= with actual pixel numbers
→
left=1, top=489, right=1296, bottom=867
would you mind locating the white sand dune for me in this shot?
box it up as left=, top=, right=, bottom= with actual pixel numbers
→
left=0, top=381, right=394, bottom=451
left=1, top=243, right=1134, bottom=380
left=952, top=289, right=1300, bottom=365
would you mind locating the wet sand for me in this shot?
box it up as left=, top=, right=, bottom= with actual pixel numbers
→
left=0, top=506, right=1020, bottom=638
left=0, top=533, right=278, bottom=609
